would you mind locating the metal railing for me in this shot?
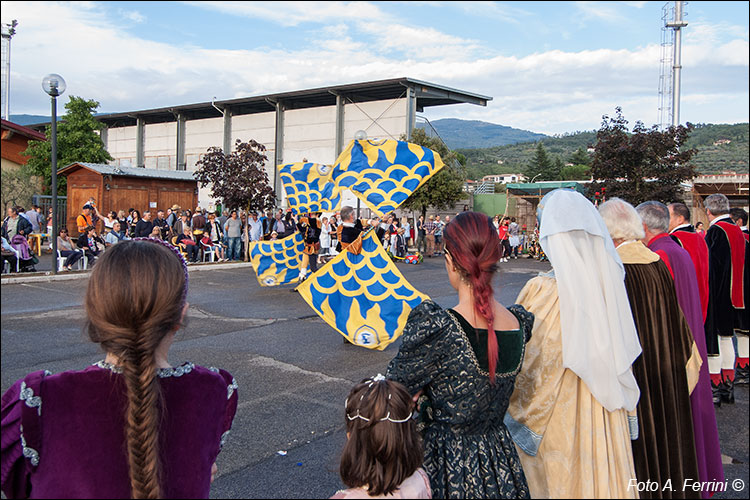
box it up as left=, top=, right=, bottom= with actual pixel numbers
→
left=473, top=182, right=496, bottom=194
left=32, top=194, right=67, bottom=232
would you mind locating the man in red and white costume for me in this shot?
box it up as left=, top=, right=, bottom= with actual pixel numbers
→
left=703, top=194, right=746, bottom=405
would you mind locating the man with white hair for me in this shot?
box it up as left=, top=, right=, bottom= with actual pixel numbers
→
left=599, top=197, right=701, bottom=499
left=636, top=200, right=724, bottom=491
left=703, top=193, right=747, bottom=404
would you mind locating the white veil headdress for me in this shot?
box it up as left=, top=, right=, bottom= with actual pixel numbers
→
left=537, top=189, right=641, bottom=412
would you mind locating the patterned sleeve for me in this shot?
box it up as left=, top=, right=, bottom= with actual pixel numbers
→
left=217, top=369, right=238, bottom=452
left=1, top=371, right=48, bottom=499
left=386, top=300, right=454, bottom=395
left=507, top=304, right=534, bottom=344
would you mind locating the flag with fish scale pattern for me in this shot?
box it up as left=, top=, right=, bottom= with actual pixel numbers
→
left=248, top=232, right=305, bottom=287
left=279, top=139, right=444, bottom=216
left=296, top=229, right=429, bottom=350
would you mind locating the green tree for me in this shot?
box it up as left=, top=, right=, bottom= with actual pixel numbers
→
left=525, top=142, right=552, bottom=181
left=549, top=156, right=564, bottom=181
left=560, top=164, right=591, bottom=180
left=193, top=139, right=276, bottom=215
left=400, top=128, right=466, bottom=219
left=568, top=146, right=591, bottom=166
left=23, top=96, right=113, bottom=196
left=590, top=107, right=697, bottom=205
left=1, top=165, right=38, bottom=211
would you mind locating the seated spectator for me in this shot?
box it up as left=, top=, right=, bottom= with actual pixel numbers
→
left=2, top=206, right=33, bottom=241
left=105, top=221, right=131, bottom=247
left=57, top=228, right=85, bottom=271
left=205, top=213, right=227, bottom=261
left=176, top=226, right=200, bottom=263
left=77, top=225, right=106, bottom=266
left=10, top=233, right=37, bottom=272
left=1, top=235, right=19, bottom=273
left=200, top=232, right=226, bottom=262
left=134, top=211, right=155, bottom=238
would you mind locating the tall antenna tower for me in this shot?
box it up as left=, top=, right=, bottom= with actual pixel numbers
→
left=658, top=2, right=687, bottom=130
left=1, top=20, right=18, bottom=121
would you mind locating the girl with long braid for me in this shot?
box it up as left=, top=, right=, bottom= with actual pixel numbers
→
left=1, top=238, right=238, bottom=499
left=386, top=211, right=533, bottom=499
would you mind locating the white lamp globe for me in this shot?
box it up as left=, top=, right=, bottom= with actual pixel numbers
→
left=42, top=74, right=66, bottom=97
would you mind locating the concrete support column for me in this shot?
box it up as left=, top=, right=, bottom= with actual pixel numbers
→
left=223, top=107, right=232, bottom=154
left=273, top=101, right=284, bottom=205
left=335, top=94, right=345, bottom=156
left=99, top=126, right=109, bottom=154
left=136, top=117, right=145, bottom=168
left=405, top=86, right=416, bottom=140
left=176, top=113, right=186, bottom=171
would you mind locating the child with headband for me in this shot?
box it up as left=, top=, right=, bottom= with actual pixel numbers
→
left=331, top=375, right=431, bottom=499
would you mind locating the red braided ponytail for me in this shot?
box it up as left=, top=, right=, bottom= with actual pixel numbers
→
left=443, top=212, right=502, bottom=383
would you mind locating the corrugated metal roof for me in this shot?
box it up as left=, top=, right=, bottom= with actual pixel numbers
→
left=59, top=162, right=197, bottom=181
left=69, top=77, right=491, bottom=128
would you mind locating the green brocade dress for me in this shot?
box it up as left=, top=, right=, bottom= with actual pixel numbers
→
left=386, top=300, right=533, bottom=499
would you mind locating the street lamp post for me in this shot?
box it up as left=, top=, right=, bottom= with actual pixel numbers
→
left=42, top=74, right=65, bottom=274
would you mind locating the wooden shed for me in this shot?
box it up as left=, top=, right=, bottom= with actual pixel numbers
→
left=58, top=162, right=198, bottom=233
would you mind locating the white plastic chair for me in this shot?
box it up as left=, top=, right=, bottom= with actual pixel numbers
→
left=3, top=246, right=21, bottom=273
left=200, top=240, right=216, bottom=262
left=57, top=250, right=88, bottom=271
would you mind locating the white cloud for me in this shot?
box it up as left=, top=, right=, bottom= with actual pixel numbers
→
left=455, top=1, right=532, bottom=25
left=119, top=9, right=146, bottom=24
left=1, top=0, right=746, bottom=136
left=180, top=1, right=386, bottom=27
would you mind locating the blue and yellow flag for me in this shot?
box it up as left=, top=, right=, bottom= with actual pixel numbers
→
left=332, top=139, right=444, bottom=216
left=296, top=229, right=429, bottom=350
left=279, top=162, right=343, bottom=215
left=248, top=232, right=304, bottom=286
left=279, top=139, right=444, bottom=216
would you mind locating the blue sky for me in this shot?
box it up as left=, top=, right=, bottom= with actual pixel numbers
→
left=2, top=1, right=748, bottom=135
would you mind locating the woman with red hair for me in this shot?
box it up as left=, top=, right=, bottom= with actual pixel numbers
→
left=386, top=211, right=533, bottom=499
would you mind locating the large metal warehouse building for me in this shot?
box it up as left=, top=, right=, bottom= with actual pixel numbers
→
left=92, top=77, right=491, bottom=209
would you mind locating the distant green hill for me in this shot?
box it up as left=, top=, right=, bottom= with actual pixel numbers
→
left=456, top=123, right=748, bottom=179
left=8, top=114, right=59, bottom=126
left=420, top=118, right=548, bottom=149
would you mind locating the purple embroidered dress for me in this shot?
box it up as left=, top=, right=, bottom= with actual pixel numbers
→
left=1, top=361, right=238, bottom=499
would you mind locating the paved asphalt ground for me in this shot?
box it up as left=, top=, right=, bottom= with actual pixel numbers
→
left=1, top=255, right=747, bottom=499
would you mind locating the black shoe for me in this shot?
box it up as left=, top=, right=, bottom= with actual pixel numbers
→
left=736, top=363, right=749, bottom=385
left=719, top=378, right=735, bottom=404
left=711, top=380, right=722, bottom=408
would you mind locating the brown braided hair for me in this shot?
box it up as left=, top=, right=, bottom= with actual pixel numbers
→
left=85, top=240, right=187, bottom=498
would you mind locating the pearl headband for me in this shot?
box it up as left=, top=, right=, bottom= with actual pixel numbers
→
left=345, top=374, right=412, bottom=424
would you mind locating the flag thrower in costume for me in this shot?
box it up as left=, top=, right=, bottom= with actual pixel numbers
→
left=280, top=138, right=444, bottom=217
left=296, top=229, right=430, bottom=350
left=248, top=232, right=305, bottom=286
